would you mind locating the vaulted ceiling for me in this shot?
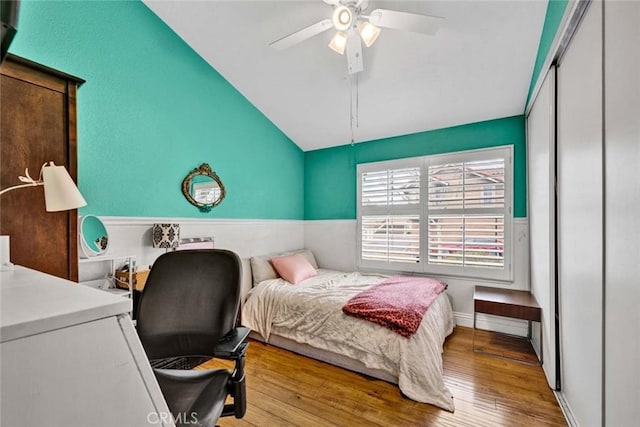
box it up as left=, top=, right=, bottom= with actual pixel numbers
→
left=144, top=1, right=547, bottom=151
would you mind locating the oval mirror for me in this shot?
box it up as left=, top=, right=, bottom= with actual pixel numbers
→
left=79, top=215, right=109, bottom=258
left=182, top=163, right=226, bottom=212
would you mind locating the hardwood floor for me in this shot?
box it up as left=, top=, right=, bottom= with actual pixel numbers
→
left=199, top=326, right=566, bottom=426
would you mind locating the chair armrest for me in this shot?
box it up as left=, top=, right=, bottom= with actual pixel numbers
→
left=217, top=327, right=249, bottom=419
left=213, top=327, right=250, bottom=359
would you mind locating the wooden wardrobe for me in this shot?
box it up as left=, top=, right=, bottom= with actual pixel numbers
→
left=0, top=55, right=84, bottom=281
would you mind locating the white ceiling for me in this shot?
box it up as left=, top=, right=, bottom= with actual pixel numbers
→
left=144, top=1, right=547, bottom=151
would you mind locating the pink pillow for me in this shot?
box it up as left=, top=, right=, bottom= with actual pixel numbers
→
left=271, top=253, right=318, bottom=284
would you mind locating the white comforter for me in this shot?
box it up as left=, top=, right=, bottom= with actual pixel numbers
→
left=242, top=270, right=455, bottom=411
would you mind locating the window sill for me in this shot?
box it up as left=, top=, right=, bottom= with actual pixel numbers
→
left=356, top=264, right=514, bottom=286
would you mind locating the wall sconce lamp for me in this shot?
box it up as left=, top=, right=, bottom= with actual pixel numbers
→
left=0, top=161, right=87, bottom=211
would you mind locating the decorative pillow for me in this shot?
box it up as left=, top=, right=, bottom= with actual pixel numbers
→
left=297, top=249, right=319, bottom=269
left=250, top=255, right=278, bottom=284
left=250, top=249, right=319, bottom=284
left=271, top=253, right=318, bottom=285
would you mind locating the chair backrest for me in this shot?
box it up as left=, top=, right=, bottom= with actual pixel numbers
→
left=137, top=249, right=242, bottom=360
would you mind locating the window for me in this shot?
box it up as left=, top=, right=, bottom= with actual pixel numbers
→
left=359, top=159, right=422, bottom=271
left=357, top=146, right=512, bottom=281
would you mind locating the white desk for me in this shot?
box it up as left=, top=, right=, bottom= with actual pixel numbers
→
left=1, top=266, right=174, bottom=427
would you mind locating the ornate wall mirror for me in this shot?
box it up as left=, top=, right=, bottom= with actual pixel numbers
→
left=79, top=215, right=109, bottom=258
left=182, top=163, right=226, bottom=212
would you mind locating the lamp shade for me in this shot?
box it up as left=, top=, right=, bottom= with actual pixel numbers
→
left=152, top=223, right=180, bottom=249
left=358, top=22, right=380, bottom=47
left=332, top=5, right=353, bottom=31
left=329, top=31, right=348, bottom=55
left=41, top=162, right=87, bottom=212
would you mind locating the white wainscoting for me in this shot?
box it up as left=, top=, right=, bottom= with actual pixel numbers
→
left=84, top=216, right=530, bottom=336
left=303, top=220, right=358, bottom=273
left=79, top=217, right=305, bottom=291
left=305, top=218, right=531, bottom=336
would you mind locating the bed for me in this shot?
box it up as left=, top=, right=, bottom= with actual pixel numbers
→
left=241, top=252, right=456, bottom=411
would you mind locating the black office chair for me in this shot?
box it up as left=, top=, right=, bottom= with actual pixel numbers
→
left=136, top=249, right=249, bottom=427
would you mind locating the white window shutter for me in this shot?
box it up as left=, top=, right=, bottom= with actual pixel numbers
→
left=357, top=146, right=512, bottom=280
left=427, top=215, right=505, bottom=268
left=362, top=167, right=420, bottom=207
left=361, top=215, right=420, bottom=264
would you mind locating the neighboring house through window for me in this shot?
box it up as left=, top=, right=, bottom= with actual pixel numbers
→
left=357, top=146, right=513, bottom=281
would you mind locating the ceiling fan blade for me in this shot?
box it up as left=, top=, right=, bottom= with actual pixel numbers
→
left=322, top=0, right=341, bottom=5
left=270, top=18, right=333, bottom=51
left=346, top=31, right=363, bottom=75
left=368, top=9, right=443, bottom=35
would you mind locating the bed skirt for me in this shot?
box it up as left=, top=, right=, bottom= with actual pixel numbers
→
left=249, top=331, right=398, bottom=384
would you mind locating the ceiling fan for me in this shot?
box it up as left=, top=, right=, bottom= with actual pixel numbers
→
left=270, top=0, right=443, bottom=75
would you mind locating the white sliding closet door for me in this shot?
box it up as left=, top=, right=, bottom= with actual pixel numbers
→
left=557, top=2, right=603, bottom=426
left=604, top=1, right=640, bottom=425
left=526, top=66, right=556, bottom=390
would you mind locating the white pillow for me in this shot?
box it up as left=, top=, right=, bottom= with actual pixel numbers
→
left=250, top=249, right=318, bottom=284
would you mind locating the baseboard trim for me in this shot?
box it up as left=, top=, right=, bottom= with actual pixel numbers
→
left=454, top=312, right=529, bottom=336
left=555, top=391, right=579, bottom=427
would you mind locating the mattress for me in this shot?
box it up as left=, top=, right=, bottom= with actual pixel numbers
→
left=242, top=269, right=455, bottom=411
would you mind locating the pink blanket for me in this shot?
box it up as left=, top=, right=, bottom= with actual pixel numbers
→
left=342, top=276, right=447, bottom=338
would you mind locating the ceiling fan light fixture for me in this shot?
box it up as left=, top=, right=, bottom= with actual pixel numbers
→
left=332, top=6, right=353, bottom=31
left=358, top=21, right=380, bottom=47
left=328, top=31, right=348, bottom=55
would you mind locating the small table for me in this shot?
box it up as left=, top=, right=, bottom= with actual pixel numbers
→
left=473, top=286, right=542, bottom=365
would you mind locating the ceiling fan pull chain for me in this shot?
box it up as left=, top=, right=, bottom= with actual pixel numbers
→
left=356, top=73, right=359, bottom=129
left=350, top=74, right=359, bottom=146
left=349, top=74, right=353, bottom=145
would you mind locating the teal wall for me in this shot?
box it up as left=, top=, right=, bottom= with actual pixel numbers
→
left=9, top=0, right=304, bottom=219
left=526, top=0, right=569, bottom=104
left=304, top=115, right=526, bottom=220
left=8, top=1, right=562, bottom=221
left=304, top=1, right=568, bottom=221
